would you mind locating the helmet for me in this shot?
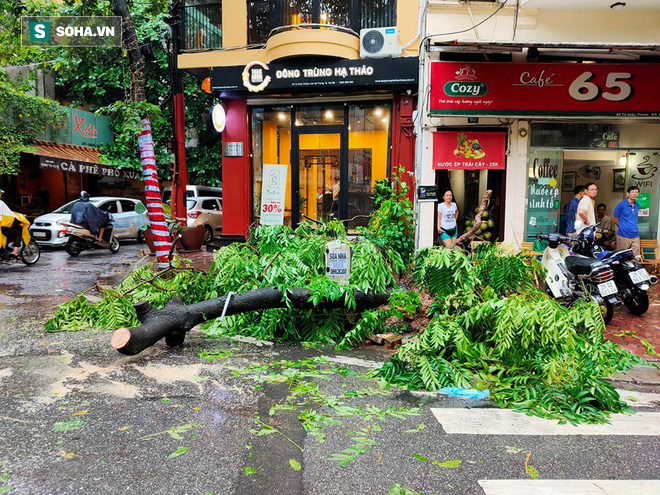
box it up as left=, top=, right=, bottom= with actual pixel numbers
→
left=80, top=191, right=90, bottom=200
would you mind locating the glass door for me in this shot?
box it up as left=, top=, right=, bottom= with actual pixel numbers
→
left=293, top=131, right=343, bottom=226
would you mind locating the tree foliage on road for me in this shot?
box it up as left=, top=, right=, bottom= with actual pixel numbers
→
left=45, top=175, right=651, bottom=424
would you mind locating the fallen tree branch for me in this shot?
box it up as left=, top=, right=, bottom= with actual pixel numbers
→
left=451, top=189, right=492, bottom=249
left=111, top=287, right=392, bottom=356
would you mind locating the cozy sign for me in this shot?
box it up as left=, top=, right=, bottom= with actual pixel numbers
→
left=430, top=62, right=660, bottom=117
left=432, top=131, right=506, bottom=170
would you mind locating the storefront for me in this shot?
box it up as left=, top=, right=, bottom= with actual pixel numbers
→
left=422, top=60, right=660, bottom=247
left=6, top=107, right=145, bottom=217
left=210, top=56, right=418, bottom=237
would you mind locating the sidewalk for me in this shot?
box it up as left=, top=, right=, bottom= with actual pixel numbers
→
left=603, top=283, right=660, bottom=362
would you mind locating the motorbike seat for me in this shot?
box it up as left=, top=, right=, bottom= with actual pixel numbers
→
left=600, top=248, right=635, bottom=260
left=564, top=255, right=602, bottom=276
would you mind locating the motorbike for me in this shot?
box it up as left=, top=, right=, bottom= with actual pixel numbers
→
left=60, top=221, right=120, bottom=256
left=0, top=212, right=40, bottom=265
left=571, top=225, right=658, bottom=316
left=536, top=232, right=620, bottom=323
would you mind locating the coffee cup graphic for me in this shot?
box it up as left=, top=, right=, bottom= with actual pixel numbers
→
left=633, top=164, right=657, bottom=180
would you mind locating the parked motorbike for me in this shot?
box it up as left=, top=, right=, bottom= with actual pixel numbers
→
left=571, top=225, right=658, bottom=316
left=536, top=232, right=620, bottom=323
left=0, top=212, right=40, bottom=265
left=60, top=221, right=120, bottom=256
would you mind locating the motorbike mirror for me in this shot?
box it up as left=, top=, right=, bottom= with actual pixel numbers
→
left=529, top=217, right=537, bottom=227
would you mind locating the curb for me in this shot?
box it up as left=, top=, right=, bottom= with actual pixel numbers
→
left=609, top=365, right=660, bottom=386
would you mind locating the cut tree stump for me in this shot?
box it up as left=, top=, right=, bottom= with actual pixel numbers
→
left=111, top=287, right=392, bottom=355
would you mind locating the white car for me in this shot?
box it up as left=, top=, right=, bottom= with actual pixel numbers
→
left=186, top=196, right=222, bottom=244
left=29, top=197, right=148, bottom=247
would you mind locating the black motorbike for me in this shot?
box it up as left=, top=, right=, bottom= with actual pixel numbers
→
left=571, top=225, right=658, bottom=316
left=536, top=232, right=621, bottom=323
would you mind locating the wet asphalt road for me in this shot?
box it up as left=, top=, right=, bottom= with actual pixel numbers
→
left=0, top=243, right=660, bottom=494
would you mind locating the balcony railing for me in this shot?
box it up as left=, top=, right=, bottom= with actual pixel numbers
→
left=182, top=2, right=222, bottom=50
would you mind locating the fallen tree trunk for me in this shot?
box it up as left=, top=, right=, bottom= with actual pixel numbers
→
left=111, top=287, right=392, bottom=355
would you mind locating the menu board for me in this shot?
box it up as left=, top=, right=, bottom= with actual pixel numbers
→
left=526, top=149, right=563, bottom=241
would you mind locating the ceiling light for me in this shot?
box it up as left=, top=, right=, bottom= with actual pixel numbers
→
left=382, top=118, right=388, bottom=123
left=619, top=156, right=627, bottom=166
left=374, top=108, right=383, bottom=116
left=278, top=112, right=286, bottom=120
left=610, top=2, right=626, bottom=9
left=324, top=110, right=333, bottom=120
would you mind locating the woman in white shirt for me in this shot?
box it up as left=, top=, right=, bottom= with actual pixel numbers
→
left=437, top=189, right=459, bottom=248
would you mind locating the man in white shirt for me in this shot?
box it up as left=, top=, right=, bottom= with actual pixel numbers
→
left=576, top=182, right=598, bottom=235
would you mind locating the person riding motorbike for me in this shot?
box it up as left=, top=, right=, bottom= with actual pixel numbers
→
left=70, top=191, right=113, bottom=241
left=0, top=188, right=22, bottom=257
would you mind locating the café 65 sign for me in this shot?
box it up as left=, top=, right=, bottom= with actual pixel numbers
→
left=430, top=62, right=660, bottom=117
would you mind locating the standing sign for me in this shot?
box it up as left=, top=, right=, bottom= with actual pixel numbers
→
left=433, top=132, right=506, bottom=170
left=627, top=152, right=659, bottom=238
left=260, top=164, right=288, bottom=225
left=526, top=149, right=562, bottom=241
left=430, top=62, right=660, bottom=117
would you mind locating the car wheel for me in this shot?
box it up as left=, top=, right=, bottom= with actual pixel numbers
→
left=203, top=226, right=213, bottom=244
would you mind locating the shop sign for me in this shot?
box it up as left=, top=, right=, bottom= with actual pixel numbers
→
left=42, top=107, right=113, bottom=148
left=39, top=155, right=141, bottom=180
left=211, top=57, right=418, bottom=94
left=432, top=131, right=506, bottom=170
left=627, top=152, right=659, bottom=237
left=430, top=62, right=660, bottom=117
left=259, top=164, right=287, bottom=226
left=526, top=149, right=562, bottom=240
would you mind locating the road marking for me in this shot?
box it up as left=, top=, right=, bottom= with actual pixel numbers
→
left=479, top=479, right=660, bottom=495
left=430, top=408, right=660, bottom=435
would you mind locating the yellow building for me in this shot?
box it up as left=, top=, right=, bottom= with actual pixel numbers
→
left=177, top=0, right=420, bottom=238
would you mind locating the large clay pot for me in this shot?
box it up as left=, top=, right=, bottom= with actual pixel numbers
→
left=178, top=225, right=204, bottom=252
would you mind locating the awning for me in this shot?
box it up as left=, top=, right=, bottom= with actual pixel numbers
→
left=32, top=141, right=141, bottom=181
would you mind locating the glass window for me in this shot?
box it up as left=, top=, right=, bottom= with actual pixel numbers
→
left=252, top=107, right=293, bottom=225
left=186, top=199, right=197, bottom=209
left=183, top=1, right=222, bottom=50
left=346, top=103, right=391, bottom=229
left=202, top=199, right=219, bottom=210
left=119, top=200, right=135, bottom=212
left=360, top=0, right=396, bottom=29
left=320, top=0, right=349, bottom=27
left=295, top=105, right=344, bottom=126
left=100, top=201, right=119, bottom=214
left=284, top=0, right=313, bottom=26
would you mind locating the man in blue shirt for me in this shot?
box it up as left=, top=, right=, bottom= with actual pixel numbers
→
left=613, top=185, right=641, bottom=257
left=566, top=185, right=585, bottom=236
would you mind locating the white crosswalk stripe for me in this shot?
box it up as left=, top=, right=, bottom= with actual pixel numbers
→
left=478, top=479, right=660, bottom=495
left=430, top=408, right=660, bottom=435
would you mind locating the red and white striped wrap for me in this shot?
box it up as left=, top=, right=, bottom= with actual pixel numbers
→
left=137, top=118, right=171, bottom=267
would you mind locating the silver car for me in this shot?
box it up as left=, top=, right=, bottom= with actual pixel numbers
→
left=186, top=196, right=223, bottom=244
left=29, top=197, right=148, bottom=247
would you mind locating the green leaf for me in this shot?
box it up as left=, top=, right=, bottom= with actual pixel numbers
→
left=53, top=419, right=84, bottom=431
left=412, top=454, right=428, bottom=462
left=0, top=486, right=13, bottom=493
left=433, top=460, right=462, bottom=468
left=167, top=447, right=190, bottom=459
left=245, top=467, right=257, bottom=475
left=289, top=459, right=302, bottom=471
left=526, top=465, right=539, bottom=479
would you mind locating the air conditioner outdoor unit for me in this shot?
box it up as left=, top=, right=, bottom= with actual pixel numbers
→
left=360, top=27, right=401, bottom=59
